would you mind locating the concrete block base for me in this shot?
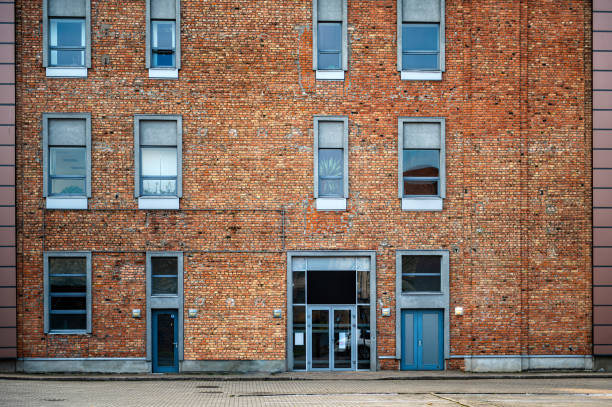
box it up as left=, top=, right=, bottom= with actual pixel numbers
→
left=594, top=356, right=612, bottom=372
left=17, top=358, right=150, bottom=373
left=181, top=360, right=285, bottom=373
left=462, top=355, right=593, bottom=372
left=0, top=359, right=16, bottom=372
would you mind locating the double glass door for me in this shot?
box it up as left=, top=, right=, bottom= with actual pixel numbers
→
left=307, top=306, right=356, bottom=370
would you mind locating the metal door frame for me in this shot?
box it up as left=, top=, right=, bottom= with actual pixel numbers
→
left=307, top=305, right=357, bottom=371
left=152, top=309, right=179, bottom=373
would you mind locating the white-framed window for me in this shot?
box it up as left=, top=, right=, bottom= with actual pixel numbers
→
left=397, top=0, right=445, bottom=81
left=43, top=0, right=91, bottom=77
left=134, top=115, right=182, bottom=209
left=44, top=251, right=92, bottom=334
left=313, top=0, right=347, bottom=81
left=314, top=116, right=348, bottom=211
left=398, top=117, right=446, bottom=211
left=42, top=113, right=91, bottom=210
left=147, top=0, right=181, bottom=79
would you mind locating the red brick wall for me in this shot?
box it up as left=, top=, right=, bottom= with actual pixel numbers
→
left=0, top=0, right=15, bottom=361
left=15, top=0, right=592, bottom=368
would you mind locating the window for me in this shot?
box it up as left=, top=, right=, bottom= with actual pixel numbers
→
left=313, top=0, right=347, bottom=80
left=397, top=0, right=445, bottom=80
left=147, top=0, right=181, bottom=79
left=134, top=115, right=182, bottom=209
left=43, top=0, right=91, bottom=77
left=401, top=255, right=441, bottom=292
left=44, top=252, right=92, bottom=334
left=151, top=256, right=178, bottom=295
left=42, top=113, right=91, bottom=210
left=314, top=116, right=348, bottom=210
left=398, top=117, right=445, bottom=211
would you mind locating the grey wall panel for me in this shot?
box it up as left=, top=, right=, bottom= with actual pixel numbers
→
left=318, top=0, right=342, bottom=21
left=151, top=0, right=176, bottom=19
left=402, top=0, right=440, bottom=22
left=49, top=0, right=86, bottom=17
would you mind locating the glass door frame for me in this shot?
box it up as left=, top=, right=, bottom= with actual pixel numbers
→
left=307, top=305, right=357, bottom=371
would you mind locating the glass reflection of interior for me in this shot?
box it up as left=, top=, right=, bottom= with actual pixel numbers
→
left=402, top=255, right=442, bottom=292
left=318, top=22, right=342, bottom=70
left=152, top=20, right=176, bottom=68
left=49, top=257, right=87, bottom=331
left=49, top=147, right=86, bottom=196
left=402, top=24, right=439, bottom=71
left=403, top=149, right=439, bottom=196
left=49, top=19, right=85, bottom=67
left=141, top=147, right=178, bottom=196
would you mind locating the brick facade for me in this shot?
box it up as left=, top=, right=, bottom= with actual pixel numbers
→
left=14, top=0, right=592, bottom=372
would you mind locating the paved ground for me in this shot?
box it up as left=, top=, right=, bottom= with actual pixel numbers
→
left=1, top=377, right=612, bottom=406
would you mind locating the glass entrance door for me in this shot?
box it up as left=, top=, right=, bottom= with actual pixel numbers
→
left=307, top=306, right=356, bottom=370
left=152, top=309, right=179, bottom=373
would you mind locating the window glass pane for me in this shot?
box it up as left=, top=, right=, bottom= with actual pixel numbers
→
left=142, top=179, right=177, bottom=196
left=357, top=306, right=370, bottom=370
left=50, top=50, right=85, bottom=67
left=50, top=19, right=85, bottom=47
left=402, top=275, right=441, bottom=292
left=293, top=271, right=305, bottom=304
left=318, top=52, right=341, bottom=70
left=293, top=306, right=306, bottom=370
left=50, top=148, right=86, bottom=177
left=403, top=180, right=438, bottom=196
left=151, top=257, right=178, bottom=295
left=403, top=150, right=439, bottom=177
left=50, top=275, right=86, bottom=293
left=152, top=276, right=178, bottom=295
left=153, top=52, right=175, bottom=68
left=307, top=270, right=356, bottom=304
left=51, top=296, right=86, bottom=311
left=402, top=24, right=439, bottom=51
left=141, top=148, right=177, bottom=176
left=319, top=149, right=343, bottom=197
left=402, top=53, right=439, bottom=70
left=357, top=271, right=370, bottom=304
left=153, top=21, right=175, bottom=49
left=49, top=257, right=86, bottom=275
left=152, top=257, right=178, bottom=276
left=50, top=314, right=86, bottom=331
left=402, top=256, right=442, bottom=274
left=318, top=22, right=342, bottom=51
left=50, top=178, right=86, bottom=196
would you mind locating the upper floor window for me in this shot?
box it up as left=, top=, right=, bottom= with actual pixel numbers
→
left=134, top=115, right=182, bottom=209
left=398, top=117, right=445, bottom=211
left=147, top=0, right=181, bottom=79
left=397, top=0, right=445, bottom=81
left=401, top=255, right=442, bottom=292
left=314, top=116, right=348, bottom=211
left=42, top=113, right=91, bottom=210
left=43, top=0, right=91, bottom=77
left=151, top=256, right=179, bottom=295
left=313, top=0, right=347, bottom=81
left=44, top=252, right=92, bottom=334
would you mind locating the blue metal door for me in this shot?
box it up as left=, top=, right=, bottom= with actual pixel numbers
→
left=152, top=309, right=179, bottom=373
left=401, top=309, right=443, bottom=370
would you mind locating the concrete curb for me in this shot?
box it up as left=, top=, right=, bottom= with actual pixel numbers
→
left=1, top=372, right=612, bottom=382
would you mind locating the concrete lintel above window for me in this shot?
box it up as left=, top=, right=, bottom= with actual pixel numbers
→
left=401, top=71, right=442, bottom=81
left=46, top=197, right=88, bottom=210
left=316, top=70, right=345, bottom=81
left=316, top=197, right=346, bottom=211
left=148, top=68, right=179, bottom=79
left=138, top=197, right=179, bottom=210
left=402, top=197, right=443, bottom=211
left=45, top=67, right=88, bottom=78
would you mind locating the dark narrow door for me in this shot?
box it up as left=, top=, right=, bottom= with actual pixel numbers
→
left=401, top=309, right=443, bottom=370
left=152, top=309, right=178, bottom=373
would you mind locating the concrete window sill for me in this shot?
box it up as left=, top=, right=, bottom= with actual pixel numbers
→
left=316, top=70, right=345, bottom=81
left=401, top=71, right=442, bottom=81
left=46, top=197, right=88, bottom=210
left=149, top=68, right=179, bottom=79
left=138, top=197, right=180, bottom=210
left=316, top=197, right=347, bottom=211
left=402, top=197, right=443, bottom=211
left=46, top=67, right=88, bottom=78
